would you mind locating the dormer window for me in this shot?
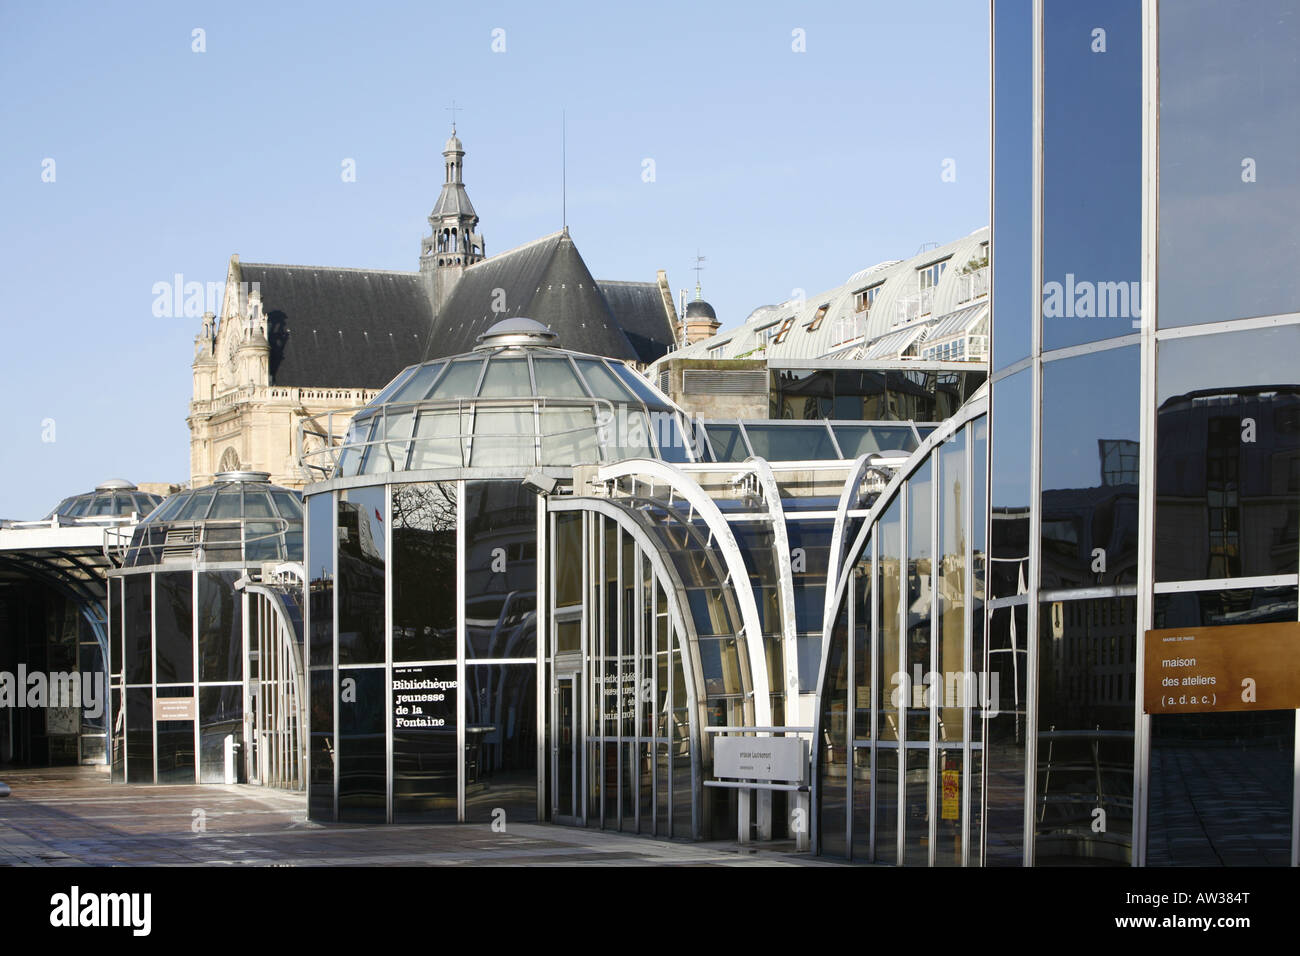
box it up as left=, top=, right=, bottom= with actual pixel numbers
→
left=854, top=283, right=883, bottom=313
left=918, top=259, right=949, bottom=290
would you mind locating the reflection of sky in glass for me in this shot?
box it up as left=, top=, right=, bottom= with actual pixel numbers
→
left=1157, top=325, right=1300, bottom=405
left=1042, top=346, right=1138, bottom=491
left=1159, top=0, right=1300, bottom=327
left=992, top=0, right=1033, bottom=371
left=991, top=370, right=1032, bottom=508
left=1042, top=0, right=1141, bottom=350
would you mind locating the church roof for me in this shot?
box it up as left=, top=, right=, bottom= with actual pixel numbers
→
left=238, top=262, right=434, bottom=389
left=598, top=279, right=678, bottom=364
left=426, top=231, right=674, bottom=364
left=431, top=183, right=477, bottom=220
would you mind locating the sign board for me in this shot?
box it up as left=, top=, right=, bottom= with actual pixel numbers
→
left=713, top=736, right=807, bottom=783
left=1144, top=621, right=1300, bottom=715
left=941, top=769, right=959, bottom=820
left=154, top=697, right=196, bottom=722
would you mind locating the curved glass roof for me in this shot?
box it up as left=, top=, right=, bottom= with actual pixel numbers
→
left=44, top=480, right=164, bottom=521
left=124, top=472, right=303, bottom=568
left=316, top=318, right=697, bottom=478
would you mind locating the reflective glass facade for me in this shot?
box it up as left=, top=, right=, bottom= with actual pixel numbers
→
left=971, top=0, right=1300, bottom=867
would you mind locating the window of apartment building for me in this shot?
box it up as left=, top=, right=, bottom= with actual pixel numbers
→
left=805, top=303, right=830, bottom=332
left=854, top=283, right=883, bottom=313
left=772, top=316, right=796, bottom=344
left=918, top=259, right=949, bottom=290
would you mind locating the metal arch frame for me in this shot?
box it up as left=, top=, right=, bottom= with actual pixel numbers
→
left=808, top=393, right=988, bottom=853
left=823, top=453, right=889, bottom=641
left=548, top=495, right=707, bottom=839
left=596, top=458, right=774, bottom=729
left=734, top=456, right=802, bottom=723
left=237, top=581, right=310, bottom=790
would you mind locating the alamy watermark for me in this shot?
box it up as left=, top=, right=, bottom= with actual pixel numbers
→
left=151, top=274, right=260, bottom=319
left=1042, top=274, right=1143, bottom=323
left=0, top=666, right=104, bottom=719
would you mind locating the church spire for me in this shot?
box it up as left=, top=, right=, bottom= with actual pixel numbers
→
left=421, top=123, right=486, bottom=308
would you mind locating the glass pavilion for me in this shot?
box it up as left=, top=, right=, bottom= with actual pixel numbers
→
left=108, top=472, right=305, bottom=787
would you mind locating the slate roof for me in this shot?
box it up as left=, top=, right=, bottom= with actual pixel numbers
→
left=425, top=231, right=674, bottom=364
left=236, top=234, right=673, bottom=390
left=238, top=263, right=434, bottom=389
left=599, top=279, right=678, bottom=364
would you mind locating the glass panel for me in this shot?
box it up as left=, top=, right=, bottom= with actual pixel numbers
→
left=470, top=408, right=535, bottom=467
left=338, top=487, right=387, bottom=665
left=531, top=357, right=588, bottom=397
left=409, top=409, right=465, bottom=469
left=477, top=357, right=530, bottom=398
left=1035, top=597, right=1135, bottom=865
left=1042, top=0, right=1142, bottom=350
left=1156, top=327, right=1300, bottom=580
left=123, top=574, right=153, bottom=686
left=935, top=430, right=966, bottom=866
left=306, top=492, right=334, bottom=668
left=125, top=687, right=154, bottom=783
left=154, top=571, right=193, bottom=684
left=984, top=602, right=1028, bottom=865
left=742, top=423, right=838, bottom=461
left=155, top=686, right=195, bottom=784
left=392, top=483, right=458, bottom=662
left=308, top=669, right=334, bottom=819
left=464, top=664, right=537, bottom=822
left=1149, top=710, right=1294, bottom=865
left=990, top=369, right=1032, bottom=600
left=554, top=513, right=582, bottom=607
left=388, top=362, right=443, bottom=403
left=428, top=358, right=484, bottom=398
left=576, top=359, right=637, bottom=401
left=832, top=424, right=919, bottom=457
left=875, top=502, right=901, bottom=865
left=819, top=603, right=849, bottom=858
left=1041, top=346, right=1140, bottom=589
left=991, top=0, right=1034, bottom=370
left=208, top=489, right=242, bottom=520
left=338, top=667, right=385, bottom=822
left=243, top=491, right=274, bottom=518
left=540, top=407, right=600, bottom=465
left=702, top=423, right=748, bottom=462
left=177, top=490, right=214, bottom=520
left=903, top=461, right=932, bottom=866
left=464, top=482, right=537, bottom=659
left=602, top=408, right=655, bottom=462
left=371, top=363, right=421, bottom=404
left=1158, top=0, right=1300, bottom=328
left=199, top=685, right=242, bottom=784
left=197, top=571, right=242, bottom=684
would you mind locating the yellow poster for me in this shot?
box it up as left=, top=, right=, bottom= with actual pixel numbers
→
left=941, top=769, right=959, bottom=820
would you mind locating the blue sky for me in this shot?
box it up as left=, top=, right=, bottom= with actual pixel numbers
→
left=0, top=0, right=988, bottom=517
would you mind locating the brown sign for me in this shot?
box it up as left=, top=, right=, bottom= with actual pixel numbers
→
left=154, top=697, right=196, bottom=722
left=1144, top=622, right=1300, bottom=715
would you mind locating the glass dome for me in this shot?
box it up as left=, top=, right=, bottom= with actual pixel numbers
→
left=124, top=471, right=303, bottom=568
left=43, top=479, right=164, bottom=520
left=321, top=318, right=698, bottom=478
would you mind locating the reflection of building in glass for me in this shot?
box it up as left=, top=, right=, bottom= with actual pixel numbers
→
left=108, top=472, right=305, bottom=788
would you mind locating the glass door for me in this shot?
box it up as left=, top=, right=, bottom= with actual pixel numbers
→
left=553, top=672, right=583, bottom=824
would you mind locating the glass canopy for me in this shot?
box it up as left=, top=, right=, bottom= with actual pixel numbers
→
left=307, top=318, right=698, bottom=478
left=124, top=471, right=303, bottom=567
left=44, top=480, right=164, bottom=520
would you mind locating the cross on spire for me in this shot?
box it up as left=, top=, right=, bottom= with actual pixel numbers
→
left=446, top=100, right=463, bottom=133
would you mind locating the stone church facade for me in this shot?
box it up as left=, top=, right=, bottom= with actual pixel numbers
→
left=188, top=129, right=681, bottom=490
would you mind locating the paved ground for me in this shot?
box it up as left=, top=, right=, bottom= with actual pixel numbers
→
left=0, top=767, right=838, bottom=866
